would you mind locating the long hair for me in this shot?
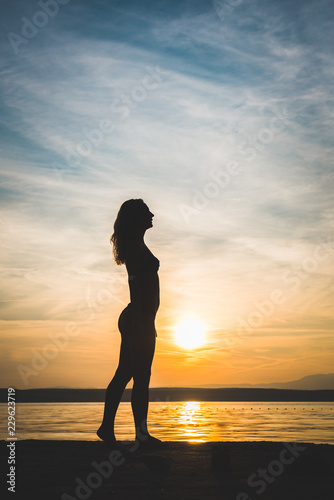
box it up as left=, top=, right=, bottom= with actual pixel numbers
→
left=111, top=199, right=146, bottom=265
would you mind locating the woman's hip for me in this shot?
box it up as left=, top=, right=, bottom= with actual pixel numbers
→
left=118, top=304, right=157, bottom=338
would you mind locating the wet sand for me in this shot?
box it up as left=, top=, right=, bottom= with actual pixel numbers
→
left=1, top=440, right=333, bottom=499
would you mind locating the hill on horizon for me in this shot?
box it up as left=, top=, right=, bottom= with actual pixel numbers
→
left=7, top=373, right=334, bottom=392
left=197, top=373, right=334, bottom=391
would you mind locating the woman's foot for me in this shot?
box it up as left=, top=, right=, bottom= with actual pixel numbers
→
left=137, top=434, right=169, bottom=450
left=97, top=426, right=119, bottom=450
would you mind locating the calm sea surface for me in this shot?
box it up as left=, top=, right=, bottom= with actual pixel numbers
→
left=1, top=402, right=333, bottom=444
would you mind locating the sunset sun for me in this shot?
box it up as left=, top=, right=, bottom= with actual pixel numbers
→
left=174, top=317, right=206, bottom=349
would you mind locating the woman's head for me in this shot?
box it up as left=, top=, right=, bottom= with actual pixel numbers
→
left=111, top=199, right=154, bottom=264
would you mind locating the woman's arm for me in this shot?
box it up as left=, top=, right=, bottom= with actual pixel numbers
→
left=125, top=241, right=145, bottom=333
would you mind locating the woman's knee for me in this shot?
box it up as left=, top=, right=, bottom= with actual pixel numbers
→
left=133, top=369, right=151, bottom=387
left=112, top=367, right=132, bottom=385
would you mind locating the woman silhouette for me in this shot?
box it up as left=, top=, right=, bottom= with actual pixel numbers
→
left=97, top=199, right=166, bottom=450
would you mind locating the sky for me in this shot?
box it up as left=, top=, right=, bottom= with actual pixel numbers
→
left=0, top=0, right=333, bottom=389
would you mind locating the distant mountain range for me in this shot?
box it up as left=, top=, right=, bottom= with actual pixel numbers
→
left=1, top=375, right=333, bottom=404
left=199, top=374, right=334, bottom=391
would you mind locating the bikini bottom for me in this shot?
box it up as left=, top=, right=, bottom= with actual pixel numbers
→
left=118, top=303, right=157, bottom=338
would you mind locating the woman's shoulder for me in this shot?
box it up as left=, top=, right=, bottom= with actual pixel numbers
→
left=124, top=239, right=145, bottom=267
left=124, top=238, right=143, bottom=256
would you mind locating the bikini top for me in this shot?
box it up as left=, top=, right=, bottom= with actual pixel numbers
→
left=127, top=246, right=159, bottom=280
left=141, top=250, right=160, bottom=273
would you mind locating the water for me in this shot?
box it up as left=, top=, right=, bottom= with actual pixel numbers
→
left=1, top=401, right=333, bottom=444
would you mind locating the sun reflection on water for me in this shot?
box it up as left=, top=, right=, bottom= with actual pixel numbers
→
left=177, top=402, right=204, bottom=442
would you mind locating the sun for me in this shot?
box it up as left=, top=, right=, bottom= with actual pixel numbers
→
left=174, top=316, right=206, bottom=349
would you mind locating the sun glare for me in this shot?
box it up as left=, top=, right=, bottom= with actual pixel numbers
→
left=174, top=317, right=206, bottom=349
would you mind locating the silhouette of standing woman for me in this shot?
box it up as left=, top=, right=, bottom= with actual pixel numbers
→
left=97, top=199, right=166, bottom=450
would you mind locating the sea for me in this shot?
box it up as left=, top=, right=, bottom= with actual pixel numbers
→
left=1, top=401, right=333, bottom=444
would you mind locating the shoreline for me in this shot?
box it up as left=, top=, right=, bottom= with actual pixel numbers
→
left=1, top=440, right=333, bottom=499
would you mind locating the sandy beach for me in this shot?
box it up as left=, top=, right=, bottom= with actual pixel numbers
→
left=1, top=440, right=333, bottom=500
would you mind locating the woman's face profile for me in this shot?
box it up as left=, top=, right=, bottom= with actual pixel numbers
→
left=139, top=204, right=154, bottom=229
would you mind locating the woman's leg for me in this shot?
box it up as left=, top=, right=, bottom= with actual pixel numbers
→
left=130, top=331, right=156, bottom=440
left=97, top=308, right=133, bottom=445
left=130, top=326, right=168, bottom=448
